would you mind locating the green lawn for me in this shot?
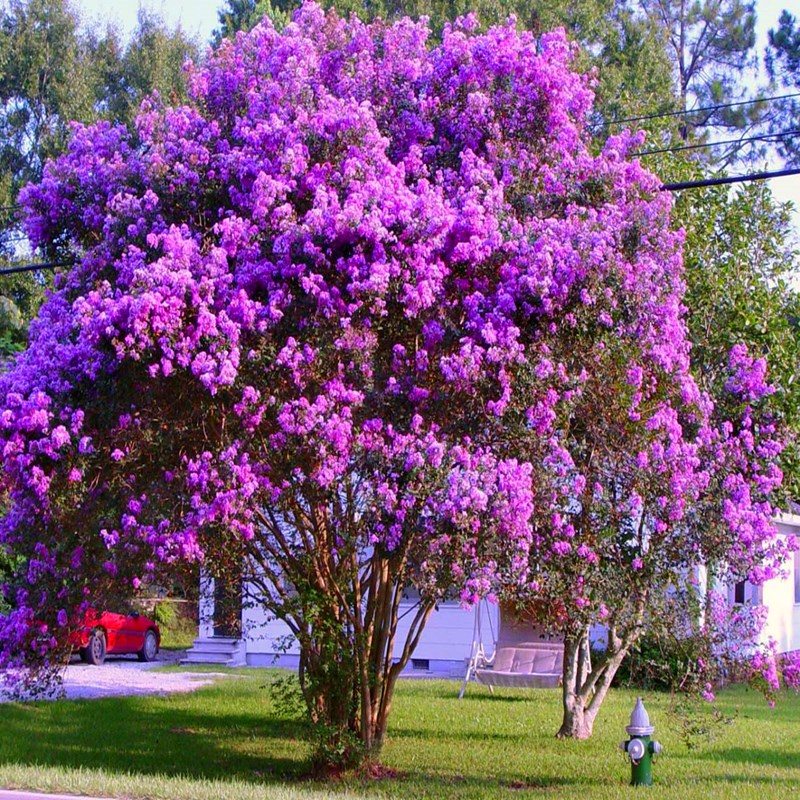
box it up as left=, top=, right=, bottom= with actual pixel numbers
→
left=0, top=670, right=798, bottom=799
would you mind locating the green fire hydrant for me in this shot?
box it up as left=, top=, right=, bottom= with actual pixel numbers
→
left=620, top=697, right=662, bottom=786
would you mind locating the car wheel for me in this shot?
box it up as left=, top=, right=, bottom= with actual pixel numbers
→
left=85, top=629, right=106, bottom=666
left=138, top=629, right=158, bottom=662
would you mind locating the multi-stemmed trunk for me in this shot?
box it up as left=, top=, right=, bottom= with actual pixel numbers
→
left=557, top=597, right=647, bottom=739
left=292, top=557, right=436, bottom=773
left=245, top=509, right=436, bottom=773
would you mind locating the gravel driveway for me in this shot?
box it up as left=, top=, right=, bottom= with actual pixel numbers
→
left=2, top=650, right=230, bottom=701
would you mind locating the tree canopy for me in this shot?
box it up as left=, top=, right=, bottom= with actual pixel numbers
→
left=0, top=3, right=788, bottom=762
left=214, top=0, right=678, bottom=127
left=767, top=9, right=800, bottom=166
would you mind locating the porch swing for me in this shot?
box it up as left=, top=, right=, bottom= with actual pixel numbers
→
left=459, top=601, right=564, bottom=698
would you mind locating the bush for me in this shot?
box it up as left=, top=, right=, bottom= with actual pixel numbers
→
left=615, top=632, right=705, bottom=692
left=152, top=601, right=177, bottom=628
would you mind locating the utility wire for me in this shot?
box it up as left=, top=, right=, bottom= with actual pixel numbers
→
left=0, top=262, right=69, bottom=276
left=637, top=127, right=800, bottom=157
left=662, top=166, right=800, bottom=191
left=606, top=91, right=800, bottom=127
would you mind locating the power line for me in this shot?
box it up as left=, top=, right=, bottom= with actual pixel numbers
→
left=661, top=166, right=800, bottom=191
left=637, top=127, right=800, bottom=157
left=606, top=90, right=800, bottom=127
left=0, top=262, right=68, bottom=276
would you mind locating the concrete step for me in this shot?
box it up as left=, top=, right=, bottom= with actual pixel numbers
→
left=181, top=652, right=235, bottom=665
left=186, top=640, right=241, bottom=653
left=181, top=636, right=246, bottom=667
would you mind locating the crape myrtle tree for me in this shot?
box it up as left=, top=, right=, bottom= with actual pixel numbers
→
left=518, top=329, right=786, bottom=738
left=498, top=144, right=790, bottom=738
left=0, top=2, right=786, bottom=762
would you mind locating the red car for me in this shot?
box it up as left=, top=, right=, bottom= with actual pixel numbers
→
left=69, top=609, right=160, bottom=665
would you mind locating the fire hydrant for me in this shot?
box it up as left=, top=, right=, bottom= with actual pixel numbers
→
left=620, top=697, right=662, bottom=786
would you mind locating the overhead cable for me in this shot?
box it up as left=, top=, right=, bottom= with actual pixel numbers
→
left=605, top=91, right=800, bottom=127
left=637, top=127, right=800, bottom=157
left=0, top=262, right=68, bottom=276
left=661, top=166, right=800, bottom=191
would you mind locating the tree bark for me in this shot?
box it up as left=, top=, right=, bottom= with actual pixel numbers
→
left=557, top=628, right=598, bottom=739
left=557, top=597, right=648, bottom=739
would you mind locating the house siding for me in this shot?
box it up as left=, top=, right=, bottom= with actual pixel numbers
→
left=241, top=597, right=499, bottom=676
left=759, top=516, right=800, bottom=653
left=191, top=515, right=800, bottom=672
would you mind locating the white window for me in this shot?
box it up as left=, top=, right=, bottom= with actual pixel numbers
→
left=730, top=580, right=761, bottom=606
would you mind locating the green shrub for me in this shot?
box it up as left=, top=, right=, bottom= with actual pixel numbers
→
left=615, top=632, right=704, bottom=692
left=152, top=601, right=177, bottom=628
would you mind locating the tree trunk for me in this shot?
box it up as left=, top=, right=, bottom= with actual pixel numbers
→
left=292, top=566, right=435, bottom=774
left=558, top=700, right=596, bottom=739
left=557, top=598, right=647, bottom=739
left=557, top=629, right=598, bottom=739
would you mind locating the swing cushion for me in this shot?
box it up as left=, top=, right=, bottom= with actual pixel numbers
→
left=475, top=644, right=563, bottom=689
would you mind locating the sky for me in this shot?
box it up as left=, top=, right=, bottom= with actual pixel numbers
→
left=78, top=0, right=221, bottom=41
left=75, top=0, right=800, bottom=229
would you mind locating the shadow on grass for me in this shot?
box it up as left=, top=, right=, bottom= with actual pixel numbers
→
left=698, top=748, right=800, bottom=770
left=389, top=726, right=524, bottom=742
left=3, top=681, right=794, bottom=799
left=456, top=692, right=533, bottom=704
left=350, top=770, right=582, bottom=795
left=0, top=694, right=309, bottom=783
left=0, top=688, right=596, bottom=799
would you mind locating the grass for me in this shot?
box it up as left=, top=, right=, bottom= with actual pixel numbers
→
left=0, top=669, right=798, bottom=799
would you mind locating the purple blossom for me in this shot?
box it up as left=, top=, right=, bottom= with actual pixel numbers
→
left=0, top=3, right=786, bottom=701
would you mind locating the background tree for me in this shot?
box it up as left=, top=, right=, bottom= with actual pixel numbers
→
left=766, top=9, right=800, bottom=166
left=0, top=0, right=198, bottom=357
left=0, top=0, right=96, bottom=204
left=91, top=9, right=199, bottom=129
left=676, top=177, right=800, bottom=499
left=213, top=0, right=292, bottom=42
left=638, top=0, right=761, bottom=149
left=0, top=0, right=95, bottom=349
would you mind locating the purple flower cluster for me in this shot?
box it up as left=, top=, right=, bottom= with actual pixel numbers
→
left=0, top=3, right=787, bottom=687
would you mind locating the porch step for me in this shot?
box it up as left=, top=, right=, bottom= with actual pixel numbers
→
left=186, top=639, right=240, bottom=653
left=181, top=636, right=246, bottom=667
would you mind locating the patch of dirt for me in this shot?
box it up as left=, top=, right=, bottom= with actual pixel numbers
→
left=361, top=763, right=406, bottom=781
left=508, top=779, right=553, bottom=791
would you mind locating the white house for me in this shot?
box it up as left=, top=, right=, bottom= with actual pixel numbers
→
left=183, top=515, right=800, bottom=670
left=185, top=577, right=501, bottom=673
left=736, top=512, right=800, bottom=655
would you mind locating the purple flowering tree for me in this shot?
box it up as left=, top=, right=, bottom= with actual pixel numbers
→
left=0, top=2, right=788, bottom=762
left=511, top=332, right=788, bottom=739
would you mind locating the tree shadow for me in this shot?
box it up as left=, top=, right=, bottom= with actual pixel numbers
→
left=0, top=695, right=309, bottom=783
left=0, top=689, right=596, bottom=798
left=360, top=771, right=582, bottom=795
left=698, top=747, right=800, bottom=770
left=456, top=692, right=540, bottom=704
left=389, top=726, right=523, bottom=742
